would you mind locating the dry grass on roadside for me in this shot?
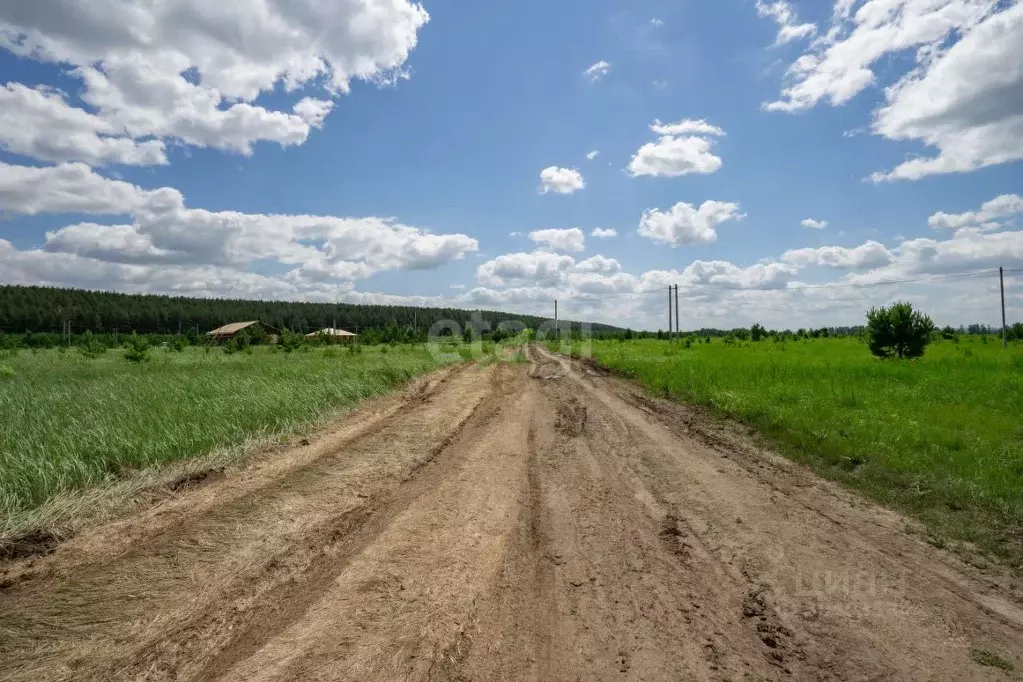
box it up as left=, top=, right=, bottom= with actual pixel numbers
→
left=0, top=344, right=449, bottom=549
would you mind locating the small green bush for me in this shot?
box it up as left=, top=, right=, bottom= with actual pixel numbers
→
left=78, top=333, right=107, bottom=359
left=866, top=302, right=934, bottom=359
left=123, top=333, right=151, bottom=363
left=278, top=330, right=305, bottom=353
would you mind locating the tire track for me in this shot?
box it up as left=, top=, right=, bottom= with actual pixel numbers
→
left=0, top=362, right=498, bottom=682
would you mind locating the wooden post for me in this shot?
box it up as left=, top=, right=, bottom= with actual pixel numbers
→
left=1001, top=267, right=1008, bottom=350
left=554, top=300, right=558, bottom=341
left=674, top=284, right=680, bottom=340
left=668, top=287, right=673, bottom=342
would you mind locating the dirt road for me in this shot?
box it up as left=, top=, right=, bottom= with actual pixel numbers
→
left=3, top=347, right=1023, bottom=680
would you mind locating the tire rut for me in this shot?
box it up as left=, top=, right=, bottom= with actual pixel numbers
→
left=192, top=363, right=515, bottom=681
left=531, top=346, right=1023, bottom=680
left=0, top=362, right=497, bottom=682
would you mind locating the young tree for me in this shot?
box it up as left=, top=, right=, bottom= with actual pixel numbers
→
left=123, top=333, right=151, bottom=363
left=750, top=323, right=766, bottom=342
left=865, top=302, right=935, bottom=359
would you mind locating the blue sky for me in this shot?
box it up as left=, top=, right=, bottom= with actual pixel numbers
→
left=0, top=0, right=1021, bottom=330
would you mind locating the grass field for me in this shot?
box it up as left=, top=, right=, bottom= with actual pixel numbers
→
left=0, top=344, right=451, bottom=538
left=584, top=336, right=1023, bottom=563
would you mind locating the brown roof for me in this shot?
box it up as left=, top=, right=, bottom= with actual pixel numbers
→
left=306, top=328, right=358, bottom=338
left=207, top=321, right=259, bottom=336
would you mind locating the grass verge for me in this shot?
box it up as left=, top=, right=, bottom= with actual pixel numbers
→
left=580, top=337, right=1023, bottom=566
left=0, top=344, right=451, bottom=545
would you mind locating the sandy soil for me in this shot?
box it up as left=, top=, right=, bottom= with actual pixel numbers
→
left=2, top=348, right=1022, bottom=681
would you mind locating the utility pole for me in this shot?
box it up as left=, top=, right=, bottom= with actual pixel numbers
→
left=1001, top=266, right=1008, bottom=350
left=674, top=284, right=680, bottom=341
left=667, top=287, right=673, bottom=341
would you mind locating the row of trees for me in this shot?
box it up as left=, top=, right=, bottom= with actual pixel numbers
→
left=609, top=319, right=1021, bottom=348
left=0, top=285, right=623, bottom=339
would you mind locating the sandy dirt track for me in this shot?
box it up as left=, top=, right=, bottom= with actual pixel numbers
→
left=2, top=347, right=1023, bottom=681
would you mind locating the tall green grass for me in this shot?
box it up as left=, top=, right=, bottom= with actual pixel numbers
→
left=0, top=345, right=449, bottom=525
left=589, top=337, right=1023, bottom=563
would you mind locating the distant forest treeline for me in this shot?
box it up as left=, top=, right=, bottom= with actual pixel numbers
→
left=0, top=285, right=621, bottom=337
left=0, top=286, right=1016, bottom=349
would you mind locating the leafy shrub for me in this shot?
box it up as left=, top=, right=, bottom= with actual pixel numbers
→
left=123, top=333, right=151, bottom=363
left=866, top=302, right=934, bottom=359
left=78, top=335, right=107, bottom=359
left=278, top=330, right=305, bottom=353
left=169, top=335, right=188, bottom=352
left=0, top=365, right=14, bottom=379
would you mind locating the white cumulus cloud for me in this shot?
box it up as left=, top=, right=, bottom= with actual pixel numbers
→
left=0, top=83, right=168, bottom=166
left=638, top=201, right=745, bottom=246
left=0, top=161, right=477, bottom=286
left=591, top=228, right=618, bottom=239
left=0, top=0, right=428, bottom=164
left=649, top=119, right=726, bottom=137
left=529, top=228, right=586, bottom=253
left=755, top=0, right=816, bottom=45
left=801, top=218, right=829, bottom=229
left=683, top=260, right=797, bottom=290
left=629, top=119, right=725, bottom=177
left=586, top=150, right=600, bottom=161
left=764, top=1, right=1023, bottom=182
left=539, top=166, right=585, bottom=195
left=0, top=161, right=175, bottom=215
left=928, top=194, right=1023, bottom=231
left=476, top=251, right=577, bottom=288
left=782, top=241, right=894, bottom=269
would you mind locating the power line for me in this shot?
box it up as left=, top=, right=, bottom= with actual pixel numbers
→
left=564, top=286, right=671, bottom=303
left=561, top=268, right=1000, bottom=303
left=784, top=268, right=998, bottom=290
